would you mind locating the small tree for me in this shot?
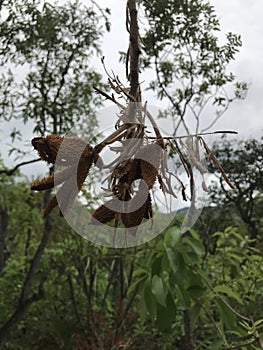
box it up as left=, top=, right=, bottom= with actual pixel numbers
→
left=0, top=0, right=108, bottom=345
left=208, top=136, right=263, bottom=244
left=140, top=0, right=248, bottom=134
left=0, top=0, right=107, bottom=139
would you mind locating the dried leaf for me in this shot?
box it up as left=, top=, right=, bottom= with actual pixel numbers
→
left=31, top=174, right=55, bottom=191
left=186, top=136, right=207, bottom=175
left=91, top=202, right=116, bottom=224
left=32, top=134, right=94, bottom=166
left=140, top=160, right=158, bottom=189
left=32, top=135, right=63, bottom=164
left=57, top=159, right=93, bottom=216
left=121, top=185, right=152, bottom=236
left=137, top=143, right=162, bottom=189
left=43, top=196, right=58, bottom=218
left=31, top=166, right=72, bottom=191
left=201, top=137, right=235, bottom=189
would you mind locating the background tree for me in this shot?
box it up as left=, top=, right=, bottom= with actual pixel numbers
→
left=0, top=0, right=107, bottom=142
left=206, top=136, right=263, bottom=244
left=0, top=0, right=109, bottom=345
left=139, top=0, right=248, bottom=134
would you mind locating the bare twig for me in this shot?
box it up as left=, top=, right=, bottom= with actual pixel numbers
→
left=148, top=130, right=238, bottom=141
left=0, top=158, right=41, bottom=176
left=200, top=137, right=235, bottom=189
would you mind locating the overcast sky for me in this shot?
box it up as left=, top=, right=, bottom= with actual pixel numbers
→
left=96, top=0, right=263, bottom=140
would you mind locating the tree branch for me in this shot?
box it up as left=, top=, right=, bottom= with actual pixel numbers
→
left=0, top=158, right=41, bottom=176
left=127, top=0, right=141, bottom=102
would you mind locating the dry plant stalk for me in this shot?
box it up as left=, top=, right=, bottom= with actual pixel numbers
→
left=31, top=0, right=236, bottom=239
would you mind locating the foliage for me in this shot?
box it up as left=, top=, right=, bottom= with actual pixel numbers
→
left=0, top=0, right=106, bottom=137
left=207, top=136, right=263, bottom=243
left=132, top=226, right=263, bottom=349
left=1, top=185, right=263, bottom=349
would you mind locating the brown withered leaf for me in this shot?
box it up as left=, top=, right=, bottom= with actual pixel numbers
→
left=121, top=182, right=152, bottom=236
left=31, top=173, right=55, bottom=191
left=56, top=137, right=94, bottom=165
left=91, top=201, right=116, bottom=225
left=31, top=166, right=72, bottom=191
left=140, top=160, right=158, bottom=189
left=56, top=158, right=94, bottom=216
left=112, top=158, right=141, bottom=185
left=31, top=135, right=96, bottom=217
left=121, top=158, right=142, bottom=186
left=201, top=137, right=235, bottom=189
left=136, top=143, right=163, bottom=189
left=32, top=135, right=95, bottom=166
left=143, top=194, right=153, bottom=219
left=32, top=135, right=64, bottom=164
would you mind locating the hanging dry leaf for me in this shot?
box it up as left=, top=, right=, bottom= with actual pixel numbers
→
left=91, top=201, right=116, bottom=225
left=31, top=135, right=96, bottom=217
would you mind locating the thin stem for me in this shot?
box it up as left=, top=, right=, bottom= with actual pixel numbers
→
left=0, top=158, right=41, bottom=176
left=127, top=0, right=141, bottom=102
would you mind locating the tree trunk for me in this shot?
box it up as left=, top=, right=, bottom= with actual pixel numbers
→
left=0, top=207, right=9, bottom=274
left=0, top=191, right=52, bottom=346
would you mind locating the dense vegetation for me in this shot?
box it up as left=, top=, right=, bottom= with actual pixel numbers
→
left=0, top=0, right=262, bottom=349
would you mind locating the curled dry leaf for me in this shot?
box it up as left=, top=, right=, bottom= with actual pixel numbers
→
left=32, top=135, right=63, bottom=164
left=31, top=166, right=73, bottom=191
left=121, top=193, right=153, bottom=236
left=201, top=137, right=235, bottom=189
left=185, top=136, right=207, bottom=175
left=91, top=201, right=116, bottom=225
left=136, top=143, right=163, bottom=189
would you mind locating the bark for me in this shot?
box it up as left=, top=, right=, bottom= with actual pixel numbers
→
left=180, top=310, right=195, bottom=350
left=128, top=0, right=140, bottom=101
left=0, top=207, right=9, bottom=274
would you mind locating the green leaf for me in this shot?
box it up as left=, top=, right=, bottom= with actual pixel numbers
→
left=156, top=292, right=177, bottom=331
left=190, top=303, right=202, bottom=327
left=151, top=275, right=166, bottom=306
left=144, top=279, right=157, bottom=320
left=254, top=318, right=263, bottom=327
left=165, top=247, right=177, bottom=273
left=138, top=295, right=148, bottom=324
left=187, top=285, right=205, bottom=298
left=215, top=299, right=237, bottom=330
left=186, top=237, right=205, bottom=257
left=210, top=340, right=224, bottom=350
left=133, top=268, right=148, bottom=277
left=151, top=256, right=163, bottom=276
left=127, top=275, right=147, bottom=296
left=175, top=284, right=190, bottom=310
left=174, top=252, right=188, bottom=286
left=214, top=285, right=242, bottom=304
left=164, top=227, right=181, bottom=247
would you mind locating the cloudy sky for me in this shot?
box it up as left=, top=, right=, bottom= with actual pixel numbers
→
left=97, top=0, right=263, bottom=140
